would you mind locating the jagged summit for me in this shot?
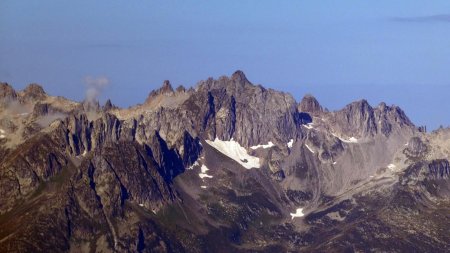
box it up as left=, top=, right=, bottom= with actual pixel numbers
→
left=159, top=80, right=174, bottom=94
left=147, top=80, right=175, bottom=98
left=0, top=82, right=17, bottom=101
left=103, top=99, right=118, bottom=111
left=144, top=80, right=176, bottom=104
left=21, top=83, right=47, bottom=102
left=175, top=85, right=186, bottom=93
left=299, top=94, right=323, bottom=115
left=231, top=70, right=249, bottom=84
left=23, top=83, right=46, bottom=95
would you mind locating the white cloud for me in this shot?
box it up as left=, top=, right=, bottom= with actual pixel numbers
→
left=84, top=76, right=109, bottom=105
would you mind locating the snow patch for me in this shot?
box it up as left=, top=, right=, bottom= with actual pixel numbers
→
left=0, top=129, right=5, bottom=134
left=82, top=150, right=87, bottom=156
left=333, top=161, right=337, bottom=165
left=199, top=164, right=213, bottom=179
left=287, top=139, right=294, bottom=148
left=387, top=164, right=396, bottom=170
left=199, top=173, right=213, bottom=179
left=250, top=141, right=275, bottom=150
left=0, top=134, right=5, bottom=139
left=206, top=138, right=260, bottom=169
left=188, top=161, right=200, bottom=170
left=139, top=203, right=144, bottom=207
left=347, top=137, right=358, bottom=143
left=200, top=186, right=207, bottom=189
left=332, top=133, right=358, bottom=143
left=290, top=208, right=305, bottom=219
left=200, top=165, right=209, bottom=173
left=303, top=123, right=314, bottom=129
left=305, top=144, right=315, bottom=153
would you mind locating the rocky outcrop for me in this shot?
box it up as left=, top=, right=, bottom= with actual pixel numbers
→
left=89, top=141, right=175, bottom=216
left=146, top=130, right=185, bottom=182
left=328, top=99, right=415, bottom=138
left=428, top=159, right=450, bottom=179
left=332, top=99, right=377, bottom=137
left=298, top=94, right=323, bottom=115
left=146, top=80, right=175, bottom=102
left=404, top=136, right=428, bottom=160
left=374, top=102, right=415, bottom=137
left=102, top=99, right=117, bottom=111
left=0, top=82, right=17, bottom=102
left=176, top=130, right=202, bottom=168
left=0, top=134, right=68, bottom=213
left=20, top=83, right=47, bottom=102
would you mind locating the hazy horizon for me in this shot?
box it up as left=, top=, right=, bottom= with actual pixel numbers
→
left=1, top=1, right=450, bottom=130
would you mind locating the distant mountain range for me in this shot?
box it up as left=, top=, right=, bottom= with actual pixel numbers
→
left=0, top=71, right=449, bottom=252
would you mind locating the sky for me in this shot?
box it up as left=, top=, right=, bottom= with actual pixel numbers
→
left=1, top=1, right=450, bottom=130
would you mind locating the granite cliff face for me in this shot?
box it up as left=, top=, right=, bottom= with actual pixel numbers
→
left=0, top=71, right=449, bottom=252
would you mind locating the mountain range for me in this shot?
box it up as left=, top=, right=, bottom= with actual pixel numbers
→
left=0, top=71, right=449, bottom=252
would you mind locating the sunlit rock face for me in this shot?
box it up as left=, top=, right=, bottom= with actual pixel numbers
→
left=0, top=71, right=449, bottom=252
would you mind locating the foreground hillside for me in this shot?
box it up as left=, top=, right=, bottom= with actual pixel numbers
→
left=0, top=71, right=449, bottom=252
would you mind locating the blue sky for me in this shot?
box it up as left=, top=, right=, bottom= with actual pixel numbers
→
left=1, top=1, right=450, bottom=130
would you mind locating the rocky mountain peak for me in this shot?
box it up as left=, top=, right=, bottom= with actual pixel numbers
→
left=160, top=80, right=174, bottom=94
left=330, top=98, right=416, bottom=138
left=342, top=99, right=374, bottom=121
left=0, top=82, right=17, bottom=101
left=378, top=102, right=388, bottom=111
left=332, top=99, right=377, bottom=137
left=181, top=71, right=299, bottom=146
left=22, top=83, right=46, bottom=100
left=145, top=80, right=175, bottom=104
left=175, top=85, right=186, bottom=93
left=103, top=99, right=117, bottom=111
left=299, top=94, right=323, bottom=115
left=352, top=99, right=371, bottom=110
left=231, top=70, right=249, bottom=84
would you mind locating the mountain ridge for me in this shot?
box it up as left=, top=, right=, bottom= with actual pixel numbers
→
left=0, top=71, right=449, bottom=252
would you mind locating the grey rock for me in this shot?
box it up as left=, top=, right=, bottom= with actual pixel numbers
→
left=298, top=94, right=323, bottom=115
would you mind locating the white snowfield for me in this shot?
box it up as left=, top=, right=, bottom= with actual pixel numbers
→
left=332, top=133, right=358, bottom=143
left=200, top=186, right=207, bottom=189
left=305, top=144, right=315, bottom=153
left=199, top=164, right=213, bottom=179
left=287, top=139, right=294, bottom=148
left=250, top=141, right=275, bottom=150
left=206, top=138, right=260, bottom=169
left=290, top=208, right=305, bottom=219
